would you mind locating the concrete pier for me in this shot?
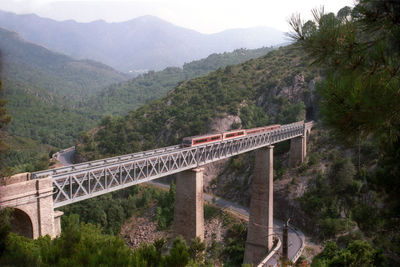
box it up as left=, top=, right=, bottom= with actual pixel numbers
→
left=289, top=136, right=305, bottom=167
left=243, top=146, right=274, bottom=264
left=173, top=168, right=204, bottom=243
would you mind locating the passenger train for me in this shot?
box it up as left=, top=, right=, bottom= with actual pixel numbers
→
left=182, top=124, right=281, bottom=147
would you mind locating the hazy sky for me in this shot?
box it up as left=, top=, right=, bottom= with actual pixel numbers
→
left=0, top=0, right=355, bottom=33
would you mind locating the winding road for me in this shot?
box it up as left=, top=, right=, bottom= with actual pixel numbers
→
left=54, top=147, right=75, bottom=166
left=56, top=147, right=304, bottom=266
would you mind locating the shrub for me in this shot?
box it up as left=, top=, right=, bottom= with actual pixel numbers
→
left=204, top=204, right=220, bottom=220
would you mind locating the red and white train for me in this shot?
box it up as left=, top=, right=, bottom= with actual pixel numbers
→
left=182, top=124, right=281, bottom=147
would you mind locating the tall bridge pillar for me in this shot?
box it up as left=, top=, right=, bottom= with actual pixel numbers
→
left=173, top=167, right=204, bottom=243
left=244, top=146, right=274, bottom=264
left=289, top=135, right=306, bottom=167
left=0, top=173, right=62, bottom=239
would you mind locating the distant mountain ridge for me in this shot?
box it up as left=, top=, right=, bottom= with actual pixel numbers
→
left=0, top=10, right=285, bottom=72
left=0, top=27, right=127, bottom=98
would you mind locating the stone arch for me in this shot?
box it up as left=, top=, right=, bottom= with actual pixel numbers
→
left=10, top=208, right=34, bottom=239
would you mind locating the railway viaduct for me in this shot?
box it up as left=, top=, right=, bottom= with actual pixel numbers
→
left=0, top=120, right=313, bottom=265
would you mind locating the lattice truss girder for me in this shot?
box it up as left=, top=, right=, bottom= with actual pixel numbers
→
left=52, top=122, right=309, bottom=207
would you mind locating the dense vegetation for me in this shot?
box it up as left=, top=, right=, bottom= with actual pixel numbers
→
left=0, top=28, right=127, bottom=99
left=312, top=240, right=383, bottom=266
left=0, top=182, right=248, bottom=266
left=289, top=0, right=400, bottom=264
left=0, top=27, right=126, bottom=173
left=77, top=45, right=315, bottom=160
left=0, top=77, right=97, bottom=173
left=3, top=79, right=96, bottom=148
left=0, top=135, right=53, bottom=174
left=57, top=182, right=247, bottom=265
left=59, top=184, right=178, bottom=235
left=0, top=79, right=12, bottom=176
left=0, top=209, right=214, bottom=266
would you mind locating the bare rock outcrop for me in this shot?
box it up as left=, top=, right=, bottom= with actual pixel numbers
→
left=203, top=114, right=242, bottom=191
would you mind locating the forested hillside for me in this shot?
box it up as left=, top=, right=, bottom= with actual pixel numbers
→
left=286, top=1, right=400, bottom=265
left=0, top=27, right=127, bottom=99
left=82, top=47, right=275, bottom=119
left=76, top=44, right=316, bottom=163
left=0, top=27, right=126, bottom=172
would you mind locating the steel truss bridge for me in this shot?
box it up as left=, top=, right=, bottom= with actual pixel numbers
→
left=32, top=121, right=312, bottom=208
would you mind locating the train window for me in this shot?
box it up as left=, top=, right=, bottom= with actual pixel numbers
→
left=226, top=133, right=235, bottom=138
left=195, top=138, right=207, bottom=144
left=211, top=136, right=220, bottom=140
left=237, top=132, right=244, bottom=135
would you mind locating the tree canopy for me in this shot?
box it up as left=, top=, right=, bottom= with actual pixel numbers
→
left=0, top=81, right=11, bottom=153
left=289, top=0, right=400, bottom=144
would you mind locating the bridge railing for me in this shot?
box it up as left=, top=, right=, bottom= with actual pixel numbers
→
left=31, top=144, right=181, bottom=179
left=257, top=224, right=305, bottom=267
left=257, top=236, right=282, bottom=267
left=305, top=121, right=314, bottom=130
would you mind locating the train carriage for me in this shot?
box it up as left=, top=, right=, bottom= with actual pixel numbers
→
left=263, top=124, right=281, bottom=132
left=182, top=124, right=281, bottom=147
left=222, top=129, right=246, bottom=140
left=182, top=134, right=222, bottom=147
left=246, top=127, right=267, bottom=135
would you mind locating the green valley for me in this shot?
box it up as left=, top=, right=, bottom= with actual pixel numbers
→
left=0, top=27, right=129, bottom=172
left=81, top=46, right=275, bottom=119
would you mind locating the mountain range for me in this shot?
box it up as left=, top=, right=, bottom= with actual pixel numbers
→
left=0, top=27, right=127, bottom=99
left=0, top=10, right=285, bottom=72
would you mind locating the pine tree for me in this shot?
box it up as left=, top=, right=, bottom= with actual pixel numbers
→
left=288, top=0, right=400, bottom=144
left=289, top=1, right=400, bottom=262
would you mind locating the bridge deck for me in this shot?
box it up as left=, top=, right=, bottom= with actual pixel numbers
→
left=32, top=121, right=311, bottom=208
